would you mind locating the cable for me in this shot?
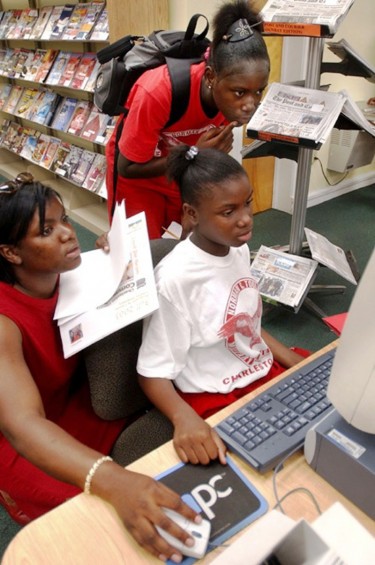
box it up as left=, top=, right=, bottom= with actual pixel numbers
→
left=313, top=156, right=349, bottom=186
left=271, top=443, right=322, bottom=517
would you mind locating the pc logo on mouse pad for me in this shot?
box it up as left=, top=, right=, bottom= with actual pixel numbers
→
left=156, top=456, right=268, bottom=564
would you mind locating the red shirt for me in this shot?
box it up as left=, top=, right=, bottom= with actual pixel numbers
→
left=105, top=61, right=227, bottom=213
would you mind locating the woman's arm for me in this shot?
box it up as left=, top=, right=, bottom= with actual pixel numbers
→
left=138, top=375, right=226, bottom=465
left=0, top=316, right=199, bottom=562
left=261, top=327, right=306, bottom=368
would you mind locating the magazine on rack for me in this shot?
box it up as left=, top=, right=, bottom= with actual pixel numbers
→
left=304, top=228, right=358, bottom=285
left=246, top=83, right=375, bottom=149
left=324, top=38, right=375, bottom=83
left=249, top=246, right=318, bottom=312
left=55, top=203, right=159, bottom=358
left=260, top=0, right=354, bottom=38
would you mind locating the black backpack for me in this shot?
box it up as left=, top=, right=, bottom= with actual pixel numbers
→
left=93, top=13, right=210, bottom=127
left=94, top=14, right=210, bottom=219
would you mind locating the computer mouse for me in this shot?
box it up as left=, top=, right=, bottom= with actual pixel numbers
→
left=156, top=508, right=211, bottom=559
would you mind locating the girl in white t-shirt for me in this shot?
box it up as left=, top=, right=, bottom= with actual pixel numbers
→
left=137, top=145, right=309, bottom=466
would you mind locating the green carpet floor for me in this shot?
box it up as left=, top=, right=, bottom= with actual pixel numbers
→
left=0, top=184, right=374, bottom=557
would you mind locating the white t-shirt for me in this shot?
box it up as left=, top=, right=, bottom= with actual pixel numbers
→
left=137, top=238, right=273, bottom=393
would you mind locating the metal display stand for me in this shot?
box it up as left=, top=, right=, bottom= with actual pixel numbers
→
left=245, top=33, right=367, bottom=319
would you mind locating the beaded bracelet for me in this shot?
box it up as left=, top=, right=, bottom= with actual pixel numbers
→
left=84, top=455, right=113, bottom=495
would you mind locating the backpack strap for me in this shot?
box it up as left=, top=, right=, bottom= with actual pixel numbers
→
left=165, top=57, right=200, bottom=128
left=110, top=114, right=126, bottom=219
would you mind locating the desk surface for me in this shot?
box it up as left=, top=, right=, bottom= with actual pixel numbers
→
left=2, top=341, right=374, bottom=564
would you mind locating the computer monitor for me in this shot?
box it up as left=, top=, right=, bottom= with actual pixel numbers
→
left=327, top=246, right=375, bottom=434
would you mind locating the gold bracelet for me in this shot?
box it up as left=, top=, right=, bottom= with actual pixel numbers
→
left=84, top=455, right=113, bottom=495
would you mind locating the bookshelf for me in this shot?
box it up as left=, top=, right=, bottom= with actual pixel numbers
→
left=0, top=0, right=168, bottom=235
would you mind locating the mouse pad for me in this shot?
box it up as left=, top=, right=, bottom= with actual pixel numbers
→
left=156, top=456, right=268, bottom=564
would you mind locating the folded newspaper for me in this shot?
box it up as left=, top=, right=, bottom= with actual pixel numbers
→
left=55, top=202, right=159, bottom=358
left=260, top=0, right=354, bottom=37
left=249, top=246, right=318, bottom=311
left=246, top=83, right=375, bottom=149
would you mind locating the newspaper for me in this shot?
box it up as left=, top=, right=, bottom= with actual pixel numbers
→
left=55, top=204, right=159, bottom=358
left=260, top=0, right=354, bottom=36
left=326, top=38, right=375, bottom=83
left=304, top=228, right=358, bottom=285
left=250, top=246, right=318, bottom=311
left=246, top=83, right=375, bottom=148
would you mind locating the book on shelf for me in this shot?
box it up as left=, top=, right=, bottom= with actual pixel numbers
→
left=0, top=48, right=8, bottom=75
left=80, top=107, right=109, bottom=142
left=23, top=49, right=46, bottom=82
left=70, top=148, right=96, bottom=185
left=51, top=97, right=78, bottom=132
left=89, top=7, right=109, bottom=41
left=0, top=47, right=14, bottom=77
left=66, top=100, right=92, bottom=136
left=12, top=48, right=35, bottom=80
left=2, top=85, right=24, bottom=114
left=3, top=9, right=22, bottom=40
left=61, top=3, right=89, bottom=40
left=33, top=49, right=59, bottom=83
left=246, top=82, right=375, bottom=150
left=40, top=136, right=61, bottom=170
left=1, top=121, right=22, bottom=151
left=29, top=90, right=61, bottom=126
left=11, top=124, right=28, bottom=155
left=2, top=48, right=21, bottom=79
left=70, top=52, right=98, bottom=90
left=75, top=2, right=105, bottom=40
left=82, top=152, right=107, bottom=193
left=249, top=245, right=318, bottom=312
left=84, top=59, right=101, bottom=92
left=156, top=457, right=268, bottom=565
left=50, top=141, right=72, bottom=175
left=41, top=6, right=64, bottom=41
left=57, top=144, right=83, bottom=180
left=31, top=133, right=51, bottom=165
left=20, top=129, right=41, bottom=161
left=323, top=38, right=375, bottom=83
left=55, top=204, right=159, bottom=358
left=14, top=87, right=40, bottom=119
left=0, top=83, right=12, bottom=110
left=260, top=0, right=355, bottom=38
left=46, top=51, right=71, bottom=86
left=0, top=118, right=11, bottom=145
left=0, top=11, right=14, bottom=40
left=29, top=6, right=53, bottom=40
left=10, top=8, right=38, bottom=39
left=58, top=52, right=83, bottom=87
left=95, top=115, right=118, bottom=145
left=49, top=4, right=75, bottom=40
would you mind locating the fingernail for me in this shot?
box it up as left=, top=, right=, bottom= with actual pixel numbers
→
left=171, top=553, right=182, bottom=563
left=185, top=537, right=195, bottom=547
left=194, top=515, right=202, bottom=524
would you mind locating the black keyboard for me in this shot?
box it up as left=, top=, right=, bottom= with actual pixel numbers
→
left=216, top=348, right=336, bottom=473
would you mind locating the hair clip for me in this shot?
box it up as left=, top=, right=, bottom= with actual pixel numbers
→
left=223, top=18, right=258, bottom=43
left=0, top=172, right=34, bottom=194
left=185, top=146, right=199, bottom=161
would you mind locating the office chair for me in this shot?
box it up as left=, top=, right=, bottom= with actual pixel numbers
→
left=83, top=238, right=177, bottom=466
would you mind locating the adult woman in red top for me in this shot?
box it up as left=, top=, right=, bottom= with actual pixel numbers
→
left=105, top=0, right=270, bottom=239
left=0, top=175, right=203, bottom=564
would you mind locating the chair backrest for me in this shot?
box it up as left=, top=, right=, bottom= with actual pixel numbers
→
left=84, top=238, right=178, bottom=420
